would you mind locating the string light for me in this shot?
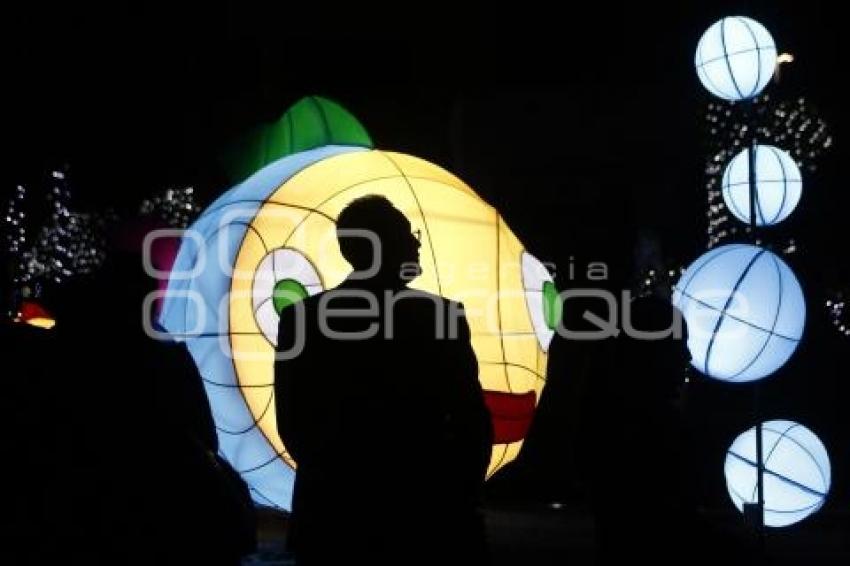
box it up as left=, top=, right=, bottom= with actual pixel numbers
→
left=2, top=185, right=28, bottom=259
left=3, top=167, right=114, bottom=310
left=636, top=262, right=686, bottom=298
left=3, top=174, right=206, bottom=325
left=139, top=186, right=200, bottom=228
left=825, top=292, right=850, bottom=338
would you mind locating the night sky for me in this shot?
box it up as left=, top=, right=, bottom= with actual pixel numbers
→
left=5, top=1, right=848, bottom=515
left=5, top=3, right=847, bottom=263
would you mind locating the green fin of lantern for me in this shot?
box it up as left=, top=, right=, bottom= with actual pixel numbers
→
left=224, top=95, right=373, bottom=183
left=273, top=279, right=309, bottom=314
left=543, top=280, right=562, bottom=330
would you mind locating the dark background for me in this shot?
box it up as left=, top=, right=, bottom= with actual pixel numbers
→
left=4, top=0, right=848, bottom=541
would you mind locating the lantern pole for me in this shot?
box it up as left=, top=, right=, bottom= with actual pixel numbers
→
left=746, top=101, right=767, bottom=551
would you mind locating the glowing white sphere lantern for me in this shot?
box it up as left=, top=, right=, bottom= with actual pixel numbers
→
left=695, top=17, right=777, bottom=101
left=725, top=420, right=831, bottom=527
left=672, top=244, right=805, bottom=382
left=722, top=145, right=802, bottom=226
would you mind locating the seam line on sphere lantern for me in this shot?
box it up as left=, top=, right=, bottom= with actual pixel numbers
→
left=703, top=250, right=767, bottom=373
left=676, top=289, right=799, bottom=342
left=761, top=424, right=830, bottom=489
left=699, top=45, right=775, bottom=68
left=676, top=246, right=741, bottom=294
left=720, top=19, right=746, bottom=100
left=727, top=452, right=826, bottom=499
left=771, top=147, right=790, bottom=224
left=726, top=257, right=785, bottom=379
left=738, top=17, right=765, bottom=93
left=724, top=185, right=750, bottom=223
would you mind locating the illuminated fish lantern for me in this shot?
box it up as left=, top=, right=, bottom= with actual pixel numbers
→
left=159, top=96, right=559, bottom=508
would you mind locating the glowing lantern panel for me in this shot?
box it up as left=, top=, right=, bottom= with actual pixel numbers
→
left=695, top=16, right=777, bottom=101
left=722, top=145, right=802, bottom=226
left=725, top=420, right=831, bottom=527
left=673, top=244, right=804, bottom=382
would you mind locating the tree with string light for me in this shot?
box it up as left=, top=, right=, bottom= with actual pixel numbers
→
left=703, top=95, right=832, bottom=250
left=2, top=166, right=111, bottom=318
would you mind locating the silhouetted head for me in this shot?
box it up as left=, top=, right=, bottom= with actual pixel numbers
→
left=336, top=195, right=421, bottom=286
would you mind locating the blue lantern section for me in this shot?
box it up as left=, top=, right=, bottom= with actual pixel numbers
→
left=673, top=244, right=805, bottom=382
left=725, top=420, right=831, bottom=527
left=158, top=145, right=367, bottom=510
left=695, top=16, right=777, bottom=101
left=722, top=145, right=802, bottom=226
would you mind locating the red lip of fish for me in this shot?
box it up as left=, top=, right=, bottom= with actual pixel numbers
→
left=483, top=390, right=537, bottom=444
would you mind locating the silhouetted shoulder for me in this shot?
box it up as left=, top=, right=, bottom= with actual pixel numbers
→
left=393, top=288, right=460, bottom=310
left=387, top=289, right=469, bottom=339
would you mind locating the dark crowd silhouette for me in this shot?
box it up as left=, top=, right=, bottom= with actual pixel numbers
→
left=561, top=236, right=759, bottom=566
left=2, top=196, right=776, bottom=566
left=3, top=221, right=256, bottom=564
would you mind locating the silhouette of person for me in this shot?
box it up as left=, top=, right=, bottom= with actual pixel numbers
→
left=579, top=292, right=693, bottom=564
left=35, top=224, right=255, bottom=563
left=275, top=195, right=493, bottom=564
